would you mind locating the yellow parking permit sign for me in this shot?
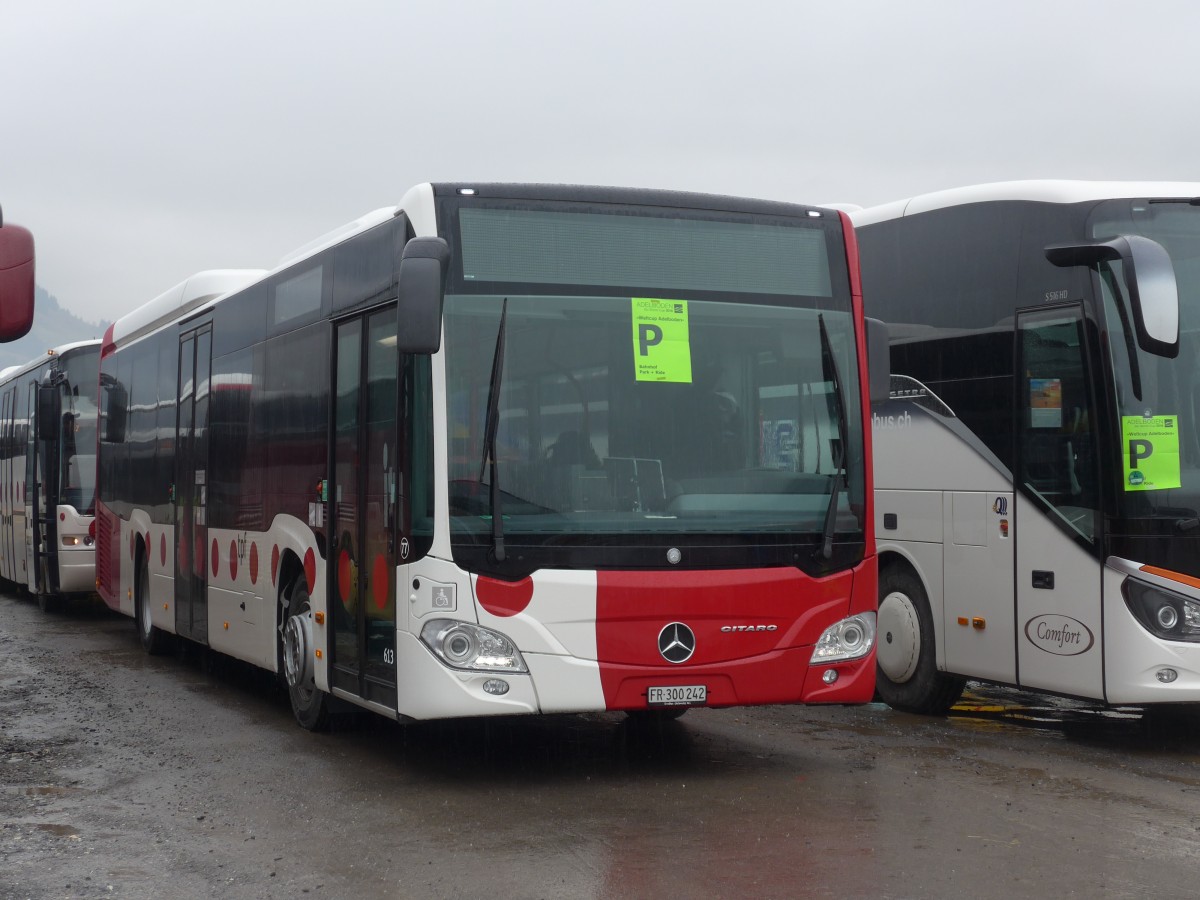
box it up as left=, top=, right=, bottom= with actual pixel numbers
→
left=632, top=298, right=692, bottom=383
left=1122, top=415, right=1181, bottom=491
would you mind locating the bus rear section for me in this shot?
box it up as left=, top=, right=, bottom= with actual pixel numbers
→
left=96, top=184, right=880, bottom=728
left=0, top=341, right=100, bottom=611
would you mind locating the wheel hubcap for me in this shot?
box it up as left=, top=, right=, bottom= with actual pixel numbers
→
left=877, top=590, right=921, bottom=683
left=283, top=610, right=315, bottom=690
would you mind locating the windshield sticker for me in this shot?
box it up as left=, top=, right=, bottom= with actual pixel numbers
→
left=1029, top=378, right=1062, bottom=428
left=632, top=298, right=692, bottom=383
left=1122, top=415, right=1181, bottom=491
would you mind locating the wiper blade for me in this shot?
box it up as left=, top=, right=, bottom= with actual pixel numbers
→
left=479, top=299, right=509, bottom=562
left=815, top=313, right=849, bottom=562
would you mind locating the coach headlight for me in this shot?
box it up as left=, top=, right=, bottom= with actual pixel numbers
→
left=810, top=612, right=877, bottom=663
left=1123, top=580, right=1200, bottom=642
left=420, top=619, right=528, bottom=673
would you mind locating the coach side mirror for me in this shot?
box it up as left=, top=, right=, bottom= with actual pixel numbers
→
left=1046, top=235, right=1179, bottom=358
left=866, top=317, right=891, bottom=404
left=0, top=207, right=36, bottom=343
left=37, top=382, right=59, bottom=441
left=396, top=237, right=451, bottom=355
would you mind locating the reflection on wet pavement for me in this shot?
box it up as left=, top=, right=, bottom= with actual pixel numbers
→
left=949, top=682, right=1200, bottom=759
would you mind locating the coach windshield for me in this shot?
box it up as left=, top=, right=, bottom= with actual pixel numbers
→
left=439, top=199, right=865, bottom=577
left=1090, top=199, right=1200, bottom=542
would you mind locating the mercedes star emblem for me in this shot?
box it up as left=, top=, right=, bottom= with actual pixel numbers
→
left=658, top=622, right=696, bottom=664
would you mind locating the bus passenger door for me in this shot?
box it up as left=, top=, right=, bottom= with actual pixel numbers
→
left=329, top=308, right=398, bottom=709
left=0, top=386, right=12, bottom=582
left=175, top=327, right=212, bottom=643
left=1014, top=305, right=1105, bottom=699
left=24, top=380, right=37, bottom=588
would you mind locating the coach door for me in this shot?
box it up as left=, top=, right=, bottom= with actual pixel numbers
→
left=175, top=326, right=212, bottom=643
left=1014, top=305, right=1105, bottom=699
left=330, top=308, right=399, bottom=708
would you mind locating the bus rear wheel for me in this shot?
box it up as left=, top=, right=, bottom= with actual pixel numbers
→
left=281, top=576, right=333, bottom=732
left=875, top=566, right=965, bottom=715
left=136, top=561, right=170, bottom=655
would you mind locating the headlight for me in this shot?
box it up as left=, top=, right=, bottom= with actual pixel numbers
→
left=420, top=619, right=528, bottom=673
left=810, top=612, right=876, bottom=663
left=1123, top=580, right=1200, bottom=642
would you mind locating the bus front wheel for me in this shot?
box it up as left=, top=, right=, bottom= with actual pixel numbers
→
left=875, top=566, right=964, bottom=715
left=281, top=576, right=332, bottom=732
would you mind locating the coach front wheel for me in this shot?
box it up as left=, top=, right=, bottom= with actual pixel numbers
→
left=875, top=566, right=965, bottom=715
left=281, top=576, right=333, bottom=731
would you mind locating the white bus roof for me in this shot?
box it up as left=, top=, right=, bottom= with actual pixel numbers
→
left=109, top=185, right=442, bottom=351
left=110, top=269, right=268, bottom=350
left=0, top=339, right=103, bottom=387
left=851, top=180, right=1200, bottom=228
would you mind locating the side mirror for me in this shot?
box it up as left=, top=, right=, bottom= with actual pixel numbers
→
left=396, top=237, right=450, bottom=354
left=100, top=374, right=128, bottom=444
left=37, top=382, right=58, bottom=441
left=866, top=317, right=891, bottom=404
left=0, top=206, right=36, bottom=343
left=1046, top=235, right=1179, bottom=358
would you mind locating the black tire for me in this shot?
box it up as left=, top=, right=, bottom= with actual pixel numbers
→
left=136, top=561, right=170, bottom=655
left=281, top=577, right=333, bottom=732
left=875, top=565, right=965, bottom=715
left=37, top=591, right=64, bottom=614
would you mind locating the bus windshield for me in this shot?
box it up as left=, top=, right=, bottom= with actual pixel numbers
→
left=441, top=201, right=864, bottom=572
left=1091, top=199, right=1200, bottom=526
left=60, top=347, right=100, bottom=514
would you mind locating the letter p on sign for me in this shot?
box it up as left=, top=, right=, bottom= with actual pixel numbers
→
left=638, top=323, right=663, bottom=357
left=1129, top=438, right=1153, bottom=469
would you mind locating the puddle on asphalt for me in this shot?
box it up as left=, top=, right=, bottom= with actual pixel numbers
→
left=34, top=823, right=80, bottom=838
left=26, top=786, right=76, bottom=797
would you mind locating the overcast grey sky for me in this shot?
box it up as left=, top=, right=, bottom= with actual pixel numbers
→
left=4, top=0, right=1197, bottom=325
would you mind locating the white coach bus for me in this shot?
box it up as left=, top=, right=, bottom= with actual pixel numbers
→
left=854, top=181, right=1200, bottom=712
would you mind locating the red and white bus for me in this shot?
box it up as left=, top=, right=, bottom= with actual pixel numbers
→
left=0, top=341, right=100, bottom=610
left=97, top=183, right=883, bottom=728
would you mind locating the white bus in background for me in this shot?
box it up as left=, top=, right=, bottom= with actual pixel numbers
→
left=0, top=341, right=101, bottom=611
left=853, top=181, right=1200, bottom=712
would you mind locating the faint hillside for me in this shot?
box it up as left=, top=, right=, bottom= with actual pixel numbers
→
left=0, top=286, right=107, bottom=372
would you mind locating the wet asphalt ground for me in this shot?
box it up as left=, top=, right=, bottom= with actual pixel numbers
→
left=3, top=590, right=1200, bottom=900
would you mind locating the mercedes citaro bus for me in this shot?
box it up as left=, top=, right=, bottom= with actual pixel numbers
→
left=97, top=183, right=884, bottom=729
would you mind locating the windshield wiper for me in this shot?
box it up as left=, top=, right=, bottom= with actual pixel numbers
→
left=815, top=314, right=849, bottom=562
left=479, top=299, right=509, bottom=562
